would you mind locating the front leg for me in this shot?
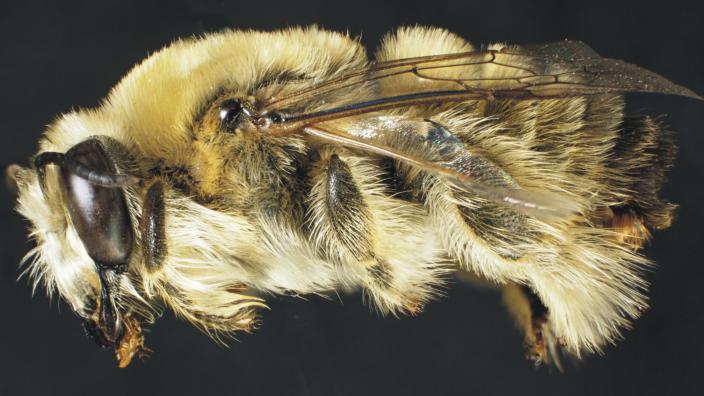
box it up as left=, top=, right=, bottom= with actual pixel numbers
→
left=139, top=180, right=167, bottom=272
left=307, top=149, right=445, bottom=315
left=137, top=179, right=263, bottom=333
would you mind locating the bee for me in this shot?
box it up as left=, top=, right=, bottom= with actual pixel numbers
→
left=6, top=26, right=701, bottom=369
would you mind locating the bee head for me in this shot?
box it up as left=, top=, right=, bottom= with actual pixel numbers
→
left=7, top=131, right=147, bottom=354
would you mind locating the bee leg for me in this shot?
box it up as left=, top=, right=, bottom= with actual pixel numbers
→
left=311, top=153, right=374, bottom=261
left=364, top=257, right=429, bottom=315
left=139, top=180, right=167, bottom=272
left=308, top=151, right=441, bottom=315
left=502, top=283, right=564, bottom=371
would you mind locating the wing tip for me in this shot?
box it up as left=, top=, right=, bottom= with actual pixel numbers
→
left=681, top=88, right=704, bottom=101
left=656, top=81, right=704, bottom=100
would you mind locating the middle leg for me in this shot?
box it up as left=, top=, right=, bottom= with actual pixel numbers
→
left=306, top=148, right=446, bottom=315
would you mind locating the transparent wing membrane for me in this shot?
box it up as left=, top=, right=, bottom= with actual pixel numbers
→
left=304, top=117, right=579, bottom=221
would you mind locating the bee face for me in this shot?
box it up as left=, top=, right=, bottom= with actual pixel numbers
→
left=13, top=137, right=141, bottom=353
left=7, top=26, right=700, bottom=368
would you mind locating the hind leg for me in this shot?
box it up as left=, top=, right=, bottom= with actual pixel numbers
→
left=502, top=283, right=565, bottom=370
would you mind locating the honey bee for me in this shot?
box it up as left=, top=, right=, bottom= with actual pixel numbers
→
left=6, top=26, right=701, bottom=369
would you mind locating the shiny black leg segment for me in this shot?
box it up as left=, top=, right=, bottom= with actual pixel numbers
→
left=139, top=180, right=167, bottom=272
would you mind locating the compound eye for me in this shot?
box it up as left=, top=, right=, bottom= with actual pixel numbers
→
left=59, top=140, right=133, bottom=268
left=219, top=99, right=243, bottom=131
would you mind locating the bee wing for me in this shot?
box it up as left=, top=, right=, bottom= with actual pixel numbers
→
left=263, top=40, right=699, bottom=220
left=263, top=39, right=701, bottom=122
left=303, top=117, right=579, bottom=221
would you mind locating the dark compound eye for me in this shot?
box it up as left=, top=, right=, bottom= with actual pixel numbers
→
left=219, top=99, right=243, bottom=131
left=58, top=139, right=133, bottom=268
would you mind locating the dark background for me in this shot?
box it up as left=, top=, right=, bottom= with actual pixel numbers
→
left=1, top=0, right=702, bottom=395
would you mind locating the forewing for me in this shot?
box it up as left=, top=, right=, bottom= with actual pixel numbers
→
left=263, top=39, right=701, bottom=119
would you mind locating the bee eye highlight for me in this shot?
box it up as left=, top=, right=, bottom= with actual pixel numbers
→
left=219, top=99, right=243, bottom=131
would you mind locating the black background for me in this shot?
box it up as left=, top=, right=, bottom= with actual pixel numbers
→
left=1, top=1, right=702, bottom=395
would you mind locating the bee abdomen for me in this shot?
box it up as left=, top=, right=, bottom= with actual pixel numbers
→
left=612, top=115, right=676, bottom=229
left=596, top=115, right=676, bottom=249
